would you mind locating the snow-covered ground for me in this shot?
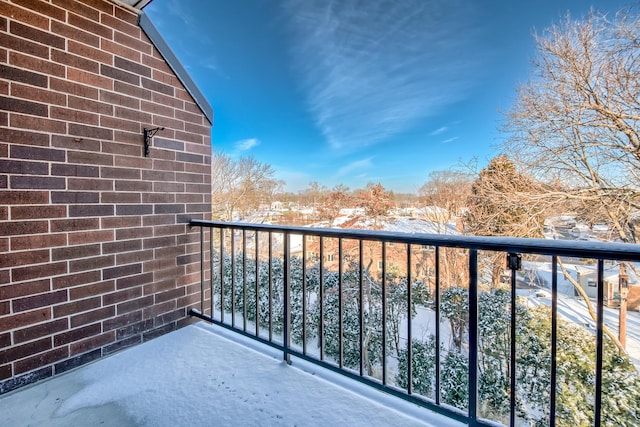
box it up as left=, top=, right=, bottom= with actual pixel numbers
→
left=0, top=322, right=461, bottom=427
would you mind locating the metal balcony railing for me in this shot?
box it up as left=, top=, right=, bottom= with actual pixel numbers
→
left=189, top=219, right=640, bottom=427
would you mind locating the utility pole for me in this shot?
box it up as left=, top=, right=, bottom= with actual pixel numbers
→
left=619, top=263, right=629, bottom=349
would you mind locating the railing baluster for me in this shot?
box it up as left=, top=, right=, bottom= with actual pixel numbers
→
left=243, top=229, right=247, bottom=332
left=255, top=231, right=260, bottom=337
left=469, top=249, right=478, bottom=425
left=268, top=231, right=273, bottom=342
left=435, top=245, right=440, bottom=404
left=283, top=232, right=291, bottom=363
left=302, top=235, right=307, bottom=355
left=220, top=228, right=224, bottom=324
left=359, top=239, right=364, bottom=377
left=319, top=236, right=324, bottom=361
left=382, top=241, right=387, bottom=385
left=231, top=229, right=236, bottom=328
left=209, top=227, right=213, bottom=317
left=199, top=226, right=204, bottom=313
left=339, top=238, right=344, bottom=368
left=594, top=259, right=604, bottom=427
left=550, top=256, right=558, bottom=427
left=510, top=253, right=517, bottom=427
left=407, top=244, right=413, bottom=395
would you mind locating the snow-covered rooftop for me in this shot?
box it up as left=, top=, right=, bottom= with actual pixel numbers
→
left=0, top=322, right=461, bottom=427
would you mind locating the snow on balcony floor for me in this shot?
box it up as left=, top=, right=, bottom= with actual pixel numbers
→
left=0, top=322, right=461, bottom=427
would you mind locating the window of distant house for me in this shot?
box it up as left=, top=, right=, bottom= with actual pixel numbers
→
left=326, top=254, right=335, bottom=262
left=588, top=280, right=597, bottom=287
left=307, top=235, right=317, bottom=242
left=378, top=260, right=384, bottom=269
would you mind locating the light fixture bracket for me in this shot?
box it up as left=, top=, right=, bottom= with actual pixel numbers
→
left=143, top=127, right=164, bottom=157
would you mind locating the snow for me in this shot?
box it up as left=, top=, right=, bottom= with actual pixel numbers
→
left=0, top=323, right=461, bottom=427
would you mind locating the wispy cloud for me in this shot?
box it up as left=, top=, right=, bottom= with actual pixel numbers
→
left=234, top=138, right=260, bottom=152
left=441, top=137, right=459, bottom=144
left=282, top=0, right=482, bottom=151
left=430, top=126, right=449, bottom=136
left=337, top=157, right=373, bottom=177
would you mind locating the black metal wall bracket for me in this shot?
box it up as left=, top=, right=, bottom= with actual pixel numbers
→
left=143, top=127, right=164, bottom=157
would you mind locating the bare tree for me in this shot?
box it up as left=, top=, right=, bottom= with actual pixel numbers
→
left=356, top=182, right=395, bottom=227
left=418, top=169, right=473, bottom=230
left=503, top=6, right=640, bottom=243
left=211, top=151, right=277, bottom=221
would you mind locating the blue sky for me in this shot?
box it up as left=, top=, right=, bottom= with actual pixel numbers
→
left=145, top=0, right=631, bottom=193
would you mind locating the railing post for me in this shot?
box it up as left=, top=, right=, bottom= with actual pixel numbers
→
left=550, top=256, right=558, bottom=427
left=468, top=249, right=478, bottom=425
left=594, top=259, right=604, bottom=427
left=507, top=252, right=521, bottom=427
left=199, top=226, right=204, bottom=313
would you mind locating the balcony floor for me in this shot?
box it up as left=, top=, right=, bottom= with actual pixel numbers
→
left=0, top=322, right=460, bottom=427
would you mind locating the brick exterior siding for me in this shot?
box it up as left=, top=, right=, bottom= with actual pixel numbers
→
left=0, top=0, right=212, bottom=393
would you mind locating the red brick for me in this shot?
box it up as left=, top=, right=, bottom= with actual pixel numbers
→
left=0, top=333, right=9, bottom=349
left=0, top=33, right=49, bottom=59
left=52, top=20, right=99, bottom=48
left=11, top=83, right=66, bottom=106
left=54, top=323, right=101, bottom=347
left=0, top=279, right=50, bottom=300
left=51, top=191, right=99, bottom=205
left=52, top=244, right=101, bottom=262
left=99, top=90, right=139, bottom=109
left=68, top=204, right=114, bottom=218
left=141, top=77, right=173, bottom=96
left=10, top=21, right=65, bottom=49
left=115, top=249, right=153, bottom=266
left=10, top=114, right=66, bottom=134
left=141, top=100, right=174, bottom=118
left=79, top=0, right=113, bottom=14
left=69, top=331, right=114, bottom=356
left=51, top=218, right=97, bottom=233
left=0, top=249, right=49, bottom=269
left=113, top=83, right=151, bottom=105
left=11, top=233, right=67, bottom=251
left=14, top=347, right=69, bottom=375
left=67, top=68, right=112, bottom=90
left=155, top=287, right=185, bottom=304
left=12, top=262, right=67, bottom=283
left=53, top=270, right=101, bottom=290
left=151, top=69, right=180, bottom=87
left=13, top=319, right=68, bottom=344
left=69, top=254, right=114, bottom=273
left=11, top=205, right=66, bottom=220
left=114, top=180, right=152, bottom=192
left=0, top=64, right=47, bottom=88
left=11, top=0, right=66, bottom=21
left=112, top=130, right=144, bottom=147
left=68, top=230, right=114, bottom=246
left=114, top=31, right=151, bottom=55
left=71, top=306, right=114, bottom=328
left=53, top=296, right=100, bottom=318
left=51, top=49, right=99, bottom=73
left=68, top=150, right=114, bottom=166
left=144, top=300, right=176, bottom=319
left=69, top=280, right=114, bottom=301
left=141, top=52, right=172, bottom=74
left=0, top=365, right=11, bottom=381
left=101, top=38, right=139, bottom=62
left=53, top=0, right=99, bottom=20
left=68, top=14, right=111, bottom=39
left=103, top=287, right=141, bottom=307
left=9, top=51, right=65, bottom=78
left=101, top=64, right=139, bottom=85
left=117, top=295, right=153, bottom=315
left=0, top=2, right=49, bottom=29
left=0, top=159, right=49, bottom=175
left=10, top=175, right=66, bottom=190
left=0, top=338, right=52, bottom=365
left=68, top=95, right=113, bottom=115
left=51, top=163, right=100, bottom=178
left=100, top=191, right=140, bottom=204
left=2, top=308, right=51, bottom=330
left=99, top=116, right=140, bottom=133
left=50, top=77, right=99, bottom=100
left=12, top=290, right=67, bottom=313
left=101, top=216, right=140, bottom=229
left=0, top=220, right=48, bottom=236
left=67, top=39, right=112, bottom=65
left=115, top=5, right=137, bottom=25
left=101, top=14, right=139, bottom=38
left=116, top=272, right=153, bottom=290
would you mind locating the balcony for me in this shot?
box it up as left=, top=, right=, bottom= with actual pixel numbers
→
left=2, top=219, right=639, bottom=427
left=187, top=219, right=640, bottom=426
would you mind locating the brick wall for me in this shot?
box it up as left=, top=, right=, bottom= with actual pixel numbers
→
left=0, top=0, right=212, bottom=393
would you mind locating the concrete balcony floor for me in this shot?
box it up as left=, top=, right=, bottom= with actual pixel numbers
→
left=0, top=322, right=460, bottom=427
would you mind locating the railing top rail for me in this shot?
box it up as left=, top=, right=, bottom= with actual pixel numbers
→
left=190, top=219, right=640, bottom=261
